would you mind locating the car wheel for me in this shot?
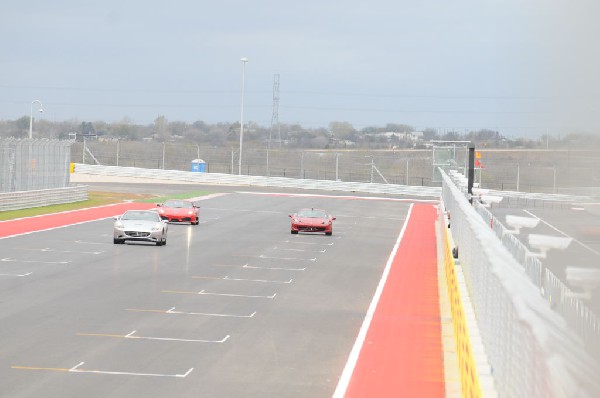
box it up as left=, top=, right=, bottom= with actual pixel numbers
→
left=162, top=238, right=167, bottom=246
left=291, top=230, right=298, bottom=234
left=325, top=231, right=332, bottom=236
left=194, top=219, right=199, bottom=225
left=113, top=238, right=124, bottom=244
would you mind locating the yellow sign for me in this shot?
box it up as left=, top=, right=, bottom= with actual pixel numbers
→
left=475, top=151, right=481, bottom=159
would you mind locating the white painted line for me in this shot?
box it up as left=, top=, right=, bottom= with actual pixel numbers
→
left=1, top=257, right=71, bottom=264
left=74, top=240, right=106, bottom=245
left=209, top=263, right=249, bottom=268
left=162, top=289, right=277, bottom=299
left=198, top=289, right=276, bottom=299
left=243, top=264, right=306, bottom=271
left=274, top=247, right=327, bottom=253
left=78, top=330, right=230, bottom=343
left=126, top=307, right=257, bottom=318
left=283, top=240, right=334, bottom=246
left=70, top=362, right=85, bottom=371
left=38, top=247, right=104, bottom=255
left=333, top=204, right=413, bottom=398
left=69, top=362, right=195, bottom=378
left=259, top=254, right=316, bottom=262
left=523, top=209, right=600, bottom=256
left=0, top=272, right=33, bottom=277
left=193, top=275, right=293, bottom=284
left=13, top=362, right=194, bottom=378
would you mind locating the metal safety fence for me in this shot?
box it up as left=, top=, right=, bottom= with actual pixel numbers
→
left=441, top=169, right=600, bottom=397
left=0, top=138, right=72, bottom=193
left=0, top=186, right=88, bottom=212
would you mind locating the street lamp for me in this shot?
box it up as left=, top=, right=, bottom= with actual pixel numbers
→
left=238, top=57, right=248, bottom=175
left=29, top=100, right=44, bottom=139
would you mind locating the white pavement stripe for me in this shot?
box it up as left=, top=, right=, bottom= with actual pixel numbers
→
left=0, top=272, right=32, bottom=277
left=243, top=264, right=306, bottom=271
left=259, top=254, right=316, bottom=262
left=523, top=209, right=600, bottom=256
left=78, top=330, right=230, bottom=343
left=193, top=275, right=293, bottom=284
left=333, top=204, right=414, bottom=398
left=126, top=307, right=257, bottom=318
left=1, top=257, right=71, bottom=264
left=67, top=362, right=194, bottom=378
left=162, top=289, right=277, bottom=299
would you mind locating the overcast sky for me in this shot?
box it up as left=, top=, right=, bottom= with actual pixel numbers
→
left=1, top=0, right=599, bottom=137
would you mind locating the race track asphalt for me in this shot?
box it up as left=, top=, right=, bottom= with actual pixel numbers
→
left=1, top=185, right=425, bottom=397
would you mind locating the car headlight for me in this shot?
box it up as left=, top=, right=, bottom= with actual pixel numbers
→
left=188, top=211, right=194, bottom=215
left=114, top=222, right=124, bottom=229
left=293, top=218, right=299, bottom=223
left=158, top=209, right=165, bottom=214
left=151, top=223, right=162, bottom=231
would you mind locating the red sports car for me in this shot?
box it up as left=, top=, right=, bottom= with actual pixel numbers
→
left=289, top=208, right=336, bottom=235
left=157, top=199, right=199, bottom=225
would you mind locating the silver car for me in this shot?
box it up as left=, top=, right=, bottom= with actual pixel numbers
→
left=113, top=210, right=169, bottom=246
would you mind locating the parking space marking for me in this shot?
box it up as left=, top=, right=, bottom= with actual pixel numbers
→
left=259, top=254, right=317, bottom=262
left=192, top=275, right=293, bottom=284
left=12, top=362, right=194, bottom=378
left=283, top=240, right=334, bottom=246
left=0, top=272, right=33, bottom=277
left=243, top=264, right=306, bottom=271
left=126, top=307, right=257, bottom=318
left=42, top=247, right=104, bottom=255
left=1, top=257, right=71, bottom=264
left=162, top=289, right=277, bottom=299
left=74, top=240, right=106, bottom=245
left=77, top=330, right=230, bottom=343
left=273, top=246, right=327, bottom=253
left=210, top=263, right=249, bottom=268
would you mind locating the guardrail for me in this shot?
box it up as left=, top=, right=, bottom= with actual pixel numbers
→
left=72, top=163, right=442, bottom=197
left=0, top=185, right=88, bottom=212
left=441, top=169, right=600, bottom=398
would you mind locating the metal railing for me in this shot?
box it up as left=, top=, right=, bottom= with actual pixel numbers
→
left=441, top=169, right=600, bottom=398
left=0, top=186, right=88, bottom=212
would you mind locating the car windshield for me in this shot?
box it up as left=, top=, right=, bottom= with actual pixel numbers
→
left=297, top=209, right=328, bottom=218
left=122, top=211, right=161, bottom=222
left=164, top=200, right=193, bottom=208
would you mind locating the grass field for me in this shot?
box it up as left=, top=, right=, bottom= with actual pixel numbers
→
left=0, top=190, right=212, bottom=222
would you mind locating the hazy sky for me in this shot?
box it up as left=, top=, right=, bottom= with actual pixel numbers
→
left=1, top=1, right=599, bottom=137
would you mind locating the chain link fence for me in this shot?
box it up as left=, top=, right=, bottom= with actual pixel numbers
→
left=0, top=138, right=72, bottom=193
left=71, top=141, right=436, bottom=186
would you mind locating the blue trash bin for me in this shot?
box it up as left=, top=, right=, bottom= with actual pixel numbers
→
left=191, top=159, right=206, bottom=172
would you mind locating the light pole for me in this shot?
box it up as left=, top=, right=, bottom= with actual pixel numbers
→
left=29, top=100, right=44, bottom=139
left=238, top=57, right=249, bottom=175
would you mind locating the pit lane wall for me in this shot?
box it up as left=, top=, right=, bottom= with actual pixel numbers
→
left=440, top=213, right=488, bottom=398
left=441, top=169, right=600, bottom=397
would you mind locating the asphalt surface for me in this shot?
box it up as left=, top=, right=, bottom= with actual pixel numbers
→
left=1, top=184, right=415, bottom=398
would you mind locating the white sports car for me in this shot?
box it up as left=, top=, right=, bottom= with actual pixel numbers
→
left=113, top=210, right=169, bottom=246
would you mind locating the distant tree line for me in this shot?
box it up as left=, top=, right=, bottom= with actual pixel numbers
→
left=0, top=115, right=598, bottom=150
